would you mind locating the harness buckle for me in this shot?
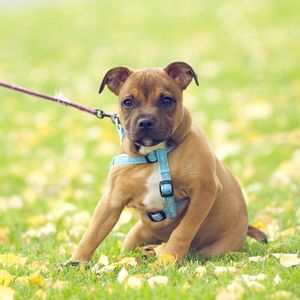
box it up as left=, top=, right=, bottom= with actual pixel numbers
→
left=159, top=180, right=174, bottom=197
left=145, top=152, right=157, bottom=163
left=147, top=211, right=167, bottom=222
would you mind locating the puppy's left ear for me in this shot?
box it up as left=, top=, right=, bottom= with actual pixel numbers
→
left=98, top=67, right=132, bottom=95
left=164, top=61, right=199, bottom=90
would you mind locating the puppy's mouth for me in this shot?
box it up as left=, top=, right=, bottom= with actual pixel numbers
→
left=135, top=138, right=163, bottom=147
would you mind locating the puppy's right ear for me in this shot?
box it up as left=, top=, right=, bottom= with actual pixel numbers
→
left=164, top=61, right=199, bottom=90
left=98, top=67, right=132, bottom=95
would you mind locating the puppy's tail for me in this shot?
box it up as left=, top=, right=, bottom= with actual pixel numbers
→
left=247, top=225, right=268, bottom=243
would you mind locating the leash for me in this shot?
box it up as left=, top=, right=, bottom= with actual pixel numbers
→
left=0, top=80, right=119, bottom=124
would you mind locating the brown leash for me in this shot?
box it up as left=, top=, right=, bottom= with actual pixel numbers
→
left=0, top=80, right=118, bottom=124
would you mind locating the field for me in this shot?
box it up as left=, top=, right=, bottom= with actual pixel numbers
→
left=0, top=0, right=299, bottom=299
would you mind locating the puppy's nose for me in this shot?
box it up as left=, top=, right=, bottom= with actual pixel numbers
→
left=137, top=117, right=155, bottom=130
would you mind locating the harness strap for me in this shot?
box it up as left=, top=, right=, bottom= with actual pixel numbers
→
left=147, top=197, right=188, bottom=222
left=155, top=148, right=177, bottom=218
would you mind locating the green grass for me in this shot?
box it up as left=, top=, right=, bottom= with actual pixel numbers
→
left=0, top=0, right=299, bottom=299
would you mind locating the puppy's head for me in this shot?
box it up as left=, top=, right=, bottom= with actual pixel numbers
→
left=99, top=62, right=198, bottom=147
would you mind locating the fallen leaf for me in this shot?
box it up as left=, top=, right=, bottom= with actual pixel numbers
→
left=0, top=195, right=23, bottom=212
left=178, top=266, right=187, bottom=273
left=182, top=282, right=191, bottom=290
left=273, top=274, right=282, bottom=285
left=56, top=231, right=70, bottom=242
left=94, top=256, right=138, bottom=274
left=116, top=257, right=138, bottom=267
left=214, top=266, right=237, bottom=276
left=241, top=274, right=267, bottom=282
left=0, top=285, right=14, bottom=300
left=150, top=253, right=176, bottom=270
left=95, top=265, right=116, bottom=275
left=68, top=226, right=86, bottom=238
left=216, top=281, right=244, bottom=300
left=27, top=262, right=49, bottom=273
left=0, top=228, right=9, bottom=245
left=147, top=276, right=168, bottom=288
left=271, top=149, right=300, bottom=185
left=271, top=290, right=294, bottom=299
left=0, top=270, right=14, bottom=286
left=252, top=215, right=280, bottom=241
left=215, top=142, right=241, bottom=160
left=64, top=211, right=91, bottom=227
left=58, top=242, right=77, bottom=255
left=46, top=279, right=67, bottom=289
left=243, top=280, right=265, bottom=291
left=195, top=266, right=207, bottom=277
left=271, top=253, right=281, bottom=259
left=26, top=215, right=47, bottom=227
left=34, top=289, right=46, bottom=300
left=98, top=254, right=109, bottom=266
left=248, top=256, right=267, bottom=262
left=240, top=99, right=273, bottom=120
left=157, top=253, right=176, bottom=266
left=15, top=272, right=45, bottom=287
left=126, top=276, right=143, bottom=290
left=0, top=254, right=27, bottom=267
left=21, top=223, right=56, bottom=241
left=279, top=254, right=300, bottom=267
left=278, top=227, right=296, bottom=240
left=117, top=267, right=129, bottom=284
left=117, top=241, right=123, bottom=249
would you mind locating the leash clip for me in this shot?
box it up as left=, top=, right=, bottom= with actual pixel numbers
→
left=95, top=109, right=105, bottom=119
left=95, top=109, right=119, bottom=125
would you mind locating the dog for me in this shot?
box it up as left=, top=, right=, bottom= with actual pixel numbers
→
left=70, top=61, right=267, bottom=263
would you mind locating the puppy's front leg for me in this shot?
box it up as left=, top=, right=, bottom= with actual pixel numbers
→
left=72, top=193, right=124, bottom=262
left=163, top=178, right=221, bottom=261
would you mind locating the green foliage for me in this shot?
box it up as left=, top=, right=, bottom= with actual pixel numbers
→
left=0, top=0, right=299, bottom=299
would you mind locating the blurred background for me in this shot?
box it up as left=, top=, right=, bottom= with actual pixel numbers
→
left=0, top=0, right=299, bottom=256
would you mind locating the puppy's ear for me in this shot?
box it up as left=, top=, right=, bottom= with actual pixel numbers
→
left=99, top=67, right=132, bottom=95
left=164, top=61, right=199, bottom=90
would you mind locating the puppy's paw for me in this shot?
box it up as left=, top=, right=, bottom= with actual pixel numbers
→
left=58, top=260, right=88, bottom=271
left=62, top=260, right=81, bottom=267
left=141, top=244, right=159, bottom=257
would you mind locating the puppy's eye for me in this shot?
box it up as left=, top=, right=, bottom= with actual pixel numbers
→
left=122, top=99, right=134, bottom=108
left=160, top=96, right=174, bottom=106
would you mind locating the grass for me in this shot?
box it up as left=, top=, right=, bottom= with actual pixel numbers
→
left=0, top=0, right=299, bottom=299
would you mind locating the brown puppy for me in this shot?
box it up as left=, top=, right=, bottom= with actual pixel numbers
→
left=71, top=62, right=266, bottom=262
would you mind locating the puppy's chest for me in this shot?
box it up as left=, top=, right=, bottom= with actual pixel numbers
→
left=142, top=164, right=165, bottom=211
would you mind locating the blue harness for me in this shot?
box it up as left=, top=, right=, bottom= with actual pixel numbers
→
left=112, top=143, right=188, bottom=222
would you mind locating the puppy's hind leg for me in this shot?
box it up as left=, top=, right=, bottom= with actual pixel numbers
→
left=199, top=225, right=248, bottom=258
left=199, top=237, right=243, bottom=258
left=123, top=221, right=160, bottom=251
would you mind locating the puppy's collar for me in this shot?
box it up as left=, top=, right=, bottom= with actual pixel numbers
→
left=111, top=146, right=181, bottom=219
left=111, top=145, right=174, bottom=165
